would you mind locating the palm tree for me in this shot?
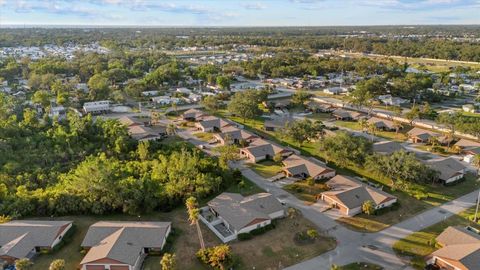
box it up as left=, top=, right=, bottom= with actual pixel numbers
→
left=209, top=244, right=232, bottom=270
left=49, top=259, right=65, bottom=270
left=367, top=123, right=378, bottom=142
left=166, top=123, right=176, bottom=136
left=392, top=119, right=403, bottom=135
left=472, top=154, right=480, bottom=176
left=185, top=197, right=205, bottom=249
left=160, top=253, right=176, bottom=270
left=359, top=118, right=368, bottom=133
left=15, top=258, right=33, bottom=270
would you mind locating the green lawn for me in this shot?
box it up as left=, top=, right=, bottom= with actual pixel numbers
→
left=334, top=120, right=410, bottom=142
left=248, top=160, right=284, bottom=178
left=193, top=132, right=215, bottom=142
left=338, top=262, right=383, bottom=270
left=284, top=180, right=329, bottom=204
left=392, top=207, right=480, bottom=269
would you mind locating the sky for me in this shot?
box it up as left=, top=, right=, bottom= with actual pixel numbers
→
left=0, top=0, right=479, bottom=26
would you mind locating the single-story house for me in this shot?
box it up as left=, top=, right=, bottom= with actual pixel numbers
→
left=425, top=157, right=467, bottom=184
left=182, top=108, right=205, bottom=121
left=282, top=154, right=335, bottom=180
left=195, top=116, right=233, bottom=132
left=407, top=127, right=442, bottom=144
left=426, top=226, right=480, bottom=270
left=264, top=116, right=295, bottom=132
left=80, top=221, right=171, bottom=270
left=377, top=95, right=408, bottom=106
left=240, top=138, right=293, bottom=163
left=127, top=125, right=166, bottom=141
left=306, top=101, right=334, bottom=113
left=213, top=126, right=257, bottom=145
left=119, top=116, right=142, bottom=127
left=320, top=175, right=397, bottom=216
left=83, top=100, right=111, bottom=114
left=372, top=141, right=405, bottom=155
left=151, top=96, right=180, bottom=105
left=367, top=117, right=398, bottom=131
left=0, top=220, right=73, bottom=264
left=332, top=109, right=362, bottom=121
left=323, top=87, right=348, bottom=95
left=200, top=193, right=284, bottom=242
left=263, top=99, right=291, bottom=110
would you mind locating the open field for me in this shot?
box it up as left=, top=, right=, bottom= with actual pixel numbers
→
left=392, top=207, right=480, bottom=269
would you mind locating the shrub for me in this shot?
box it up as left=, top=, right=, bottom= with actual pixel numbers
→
left=238, top=233, right=253, bottom=241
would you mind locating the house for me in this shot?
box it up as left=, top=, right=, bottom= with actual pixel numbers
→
left=195, top=116, right=232, bottom=132
left=367, top=117, right=398, bottom=131
left=377, top=95, right=408, bottom=106
left=306, top=101, right=334, bottom=113
left=426, top=226, right=480, bottom=270
left=407, top=127, right=441, bottom=144
left=282, top=154, right=335, bottom=180
left=176, top=87, right=192, bottom=95
left=151, top=96, right=180, bottom=105
left=320, top=175, right=397, bottom=216
left=118, top=116, right=142, bottom=127
left=182, top=108, right=205, bottom=121
left=199, top=193, right=284, bottom=242
left=462, top=104, right=477, bottom=113
left=48, top=106, right=66, bottom=119
left=373, top=141, right=405, bottom=155
left=425, top=157, right=467, bottom=184
left=0, top=220, right=73, bottom=264
left=264, top=116, right=295, bottom=132
left=332, top=109, right=362, bottom=121
left=83, top=100, right=111, bottom=114
left=240, top=138, right=293, bottom=163
left=454, top=139, right=480, bottom=162
left=323, top=87, right=348, bottom=95
left=127, top=125, right=166, bottom=141
left=213, top=126, right=257, bottom=145
left=80, top=221, right=171, bottom=270
left=142, top=90, right=160, bottom=97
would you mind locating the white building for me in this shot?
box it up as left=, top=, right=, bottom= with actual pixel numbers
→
left=83, top=100, right=111, bottom=114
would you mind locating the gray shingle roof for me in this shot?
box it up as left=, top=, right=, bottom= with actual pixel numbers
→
left=0, top=220, right=72, bottom=259
left=425, top=157, right=466, bottom=181
left=207, top=193, right=284, bottom=232
left=373, top=141, right=405, bottom=155
left=81, top=221, right=171, bottom=266
left=432, top=226, right=480, bottom=270
left=282, top=154, right=334, bottom=178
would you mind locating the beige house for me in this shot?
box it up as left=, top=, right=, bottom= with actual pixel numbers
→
left=200, top=193, right=284, bottom=242
left=240, top=138, right=293, bottom=163
left=213, top=126, right=257, bottom=145
left=426, top=226, right=480, bottom=270
left=372, top=141, right=405, bottom=155
left=182, top=108, right=205, bottom=121
left=407, top=127, right=442, bottom=144
left=195, top=116, right=233, bottom=132
left=0, top=220, right=73, bottom=264
left=282, top=154, right=335, bottom=180
left=332, top=109, right=362, bottom=121
left=367, top=117, right=397, bottom=131
left=320, top=175, right=397, bottom=216
left=425, top=157, right=467, bottom=184
left=80, top=221, right=171, bottom=270
left=127, top=125, right=166, bottom=141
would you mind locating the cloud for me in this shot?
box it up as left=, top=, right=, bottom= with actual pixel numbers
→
left=242, top=2, right=267, bottom=10
left=357, top=0, right=478, bottom=10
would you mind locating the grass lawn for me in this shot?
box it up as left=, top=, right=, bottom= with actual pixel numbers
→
left=334, top=120, right=410, bottom=142
left=193, top=132, right=215, bottom=142
left=413, top=144, right=458, bottom=156
left=392, top=207, right=480, bottom=269
left=284, top=180, right=329, bottom=204
left=307, top=112, right=334, bottom=121
left=338, top=262, right=383, bottom=270
left=248, top=160, right=283, bottom=178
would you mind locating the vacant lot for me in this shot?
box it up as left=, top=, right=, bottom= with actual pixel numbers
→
left=392, top=207, right=480, bottom=269
left=249, top=160, right=283, bottom=178
left=334, top=120, right=410, bottom=142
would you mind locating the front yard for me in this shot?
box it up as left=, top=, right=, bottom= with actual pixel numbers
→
left=284, top=180, right=329, bottom=204
left=392, top=207, right=480, bottom=269
left=193, top=131, right=215, bottom=142
left=334, top=120, right=410, bottom=142
left=337, top=262, right=383, bottom=270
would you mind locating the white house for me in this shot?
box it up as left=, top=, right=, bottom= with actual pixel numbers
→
left=83, top=100, right=111, bottom=114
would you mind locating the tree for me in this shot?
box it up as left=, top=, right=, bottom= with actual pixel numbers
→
left=362, top=200, right=376, bottom=215
left=306, top=229, right=319, bottom=239
left=291, top=90, right=312, bottom=108
left=32, top=90, right=51, bottom=108
left=472, top=154, right=480, bottom=176
left=227, top=90, right=263, bottom=122
left=319, top=132, right=372, bottom=167
left=405, top=105, right=420, bottom=125
left=15, top=258, right=33, bottom=270
left=273, top=153, right=283, bottom=163
left=49, top=259, right=65, bottom=270
left=137, top=141, right=150, bottom=161
left=437, top=112, right=461, bottom=147
left=216, top=76, right=231, bottom=90
left=217, top=145, right=240, bottom=169
left=359, top=118, right=369, bottom=133
left=186, top=197, right=205, bottom=249
left=166, top=123, right=177, bottom=136
left=306, top=177, right=315, bottom=193
left=87, top=74, right=110, bottom=100
left=201, top=95, right=221, bottom=113
left=197, top=245, right=233, bottom=270
left=160, top=253, right=176, bottom=270
left=284, top=119, right=324, bottom=146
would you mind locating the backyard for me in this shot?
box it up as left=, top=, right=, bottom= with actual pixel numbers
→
left=248, top=159, right=284, bottom=178
left=392, top=207, right=480, bottom=269
left=334, top=120, right=411, bottom=142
